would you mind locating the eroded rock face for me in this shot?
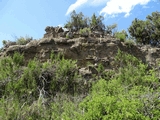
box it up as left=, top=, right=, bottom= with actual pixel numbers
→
left=4, top=41, right=17, bottom=48
left=44, top=26, right=56, bottom=38
left=55, top=26, right=64, bottom=33
left=1, top=33, right=160, bottom=70
left=44, top=26, right=64, bottom=38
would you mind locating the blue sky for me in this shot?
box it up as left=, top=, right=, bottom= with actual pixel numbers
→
left=0, top=0, right=159, bottom=48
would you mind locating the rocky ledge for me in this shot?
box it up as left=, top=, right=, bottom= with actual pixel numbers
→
left=1, top=35, right=160, bottom=71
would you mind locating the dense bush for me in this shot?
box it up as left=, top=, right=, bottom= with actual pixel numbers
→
left=124, top=39, right=135, bottom=48
left=79, top=27, right=91, bottom=37
left=16, top=35, right=33, bottom=45
left=115, top=30, right=127, bottom=42
left=0, top=52, right=87, bottom=119
left=0, top=50, right=159, bottom=119
left=77, top=50, right=160, bottom=120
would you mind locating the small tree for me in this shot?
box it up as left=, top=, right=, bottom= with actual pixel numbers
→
left=128, top=18, right=149, bottom=44
left=2, top=40, right=7, bottom=46
left=90, top=13, right=105, bottom=32
left=105, top=23, right=117, bottom=36
left=128, top=11, right=160, bottom=45
left=64, top=10, right=88, bottom=32
left=146, top=11, right=160, bottom=45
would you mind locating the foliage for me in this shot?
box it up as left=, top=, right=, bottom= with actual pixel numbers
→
left=77, top=50, right=160, bottom=120
left=105, top=23, right=118, bottom=36
left=2, top=40, right=8, bottom=46
left=0, top=52, right=84, bottom=119
left=115, top=30, right=128, bottom=42
left=64, top=11, right=105, bottom=33
left=90, top=13, right=105, bottom=32
left=0, top=50, right=160, bottom=119
left=79, top=27, right=91, bottom=37
left=128, top=18, right=148, bottom=44
left=128, top=11, right=160, bottom=45
left=12, top=52, right=24, bottom=66
left=146, top=11, right=160, bottom=44
left=2, top=40, right=16, bottom=48
left=16, top=35, right=33, bottom=45
left=64, top=10, right=89, bottom=31
left=96, top=63, right=104, bottom=74
left=124, top=39, right=135, bottom=48
left=1, top=35, right=33, bottom=48
left=1, top=11, right=160, bottom=120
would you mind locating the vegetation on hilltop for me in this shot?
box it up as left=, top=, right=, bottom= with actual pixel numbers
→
left=1, top=11, right=159, bottom=48
left=64, top=10, right=160, bottom=46
left=2, top=35, right=33, bottom=48
left=128, top=11, right=160, bottom=45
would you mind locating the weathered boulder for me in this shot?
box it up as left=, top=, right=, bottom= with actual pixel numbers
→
left=44, top=26, right=64, bottom=38
left=55, top=26, right=64, bottom=33
left=45, top=26, right=52, bottom=33
left=66, top=31, right=73, bottom=39
left=73, top=32, right=80, bottom=38
left=44, top=26, right=56, bottom=38
left=58, top=31, right=69, bottom=38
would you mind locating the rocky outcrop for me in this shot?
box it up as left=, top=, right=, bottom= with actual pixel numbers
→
left=1, top=35, right=160, bottom=71
left=43, top=26, right=64, bottom=38
left=1, top=26, right=160, bottom=71
left=66, top=31, right=73, bottom=39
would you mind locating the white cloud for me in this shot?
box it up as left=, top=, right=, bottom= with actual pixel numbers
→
left=66, top=0, right=110, bottom=15
left=65, top=0, right=88, bottom=16
left=66, top=0, right=151, bottom=17
left=100, top=0, right=151, bottom=17
left=90, top=0, right=109, bottom=6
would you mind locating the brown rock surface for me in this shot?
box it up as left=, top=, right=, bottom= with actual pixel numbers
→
left=1, top=31, right=160, bottom=70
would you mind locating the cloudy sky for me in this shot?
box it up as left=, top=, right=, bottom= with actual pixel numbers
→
left=0, top=0, right=159, bottom=48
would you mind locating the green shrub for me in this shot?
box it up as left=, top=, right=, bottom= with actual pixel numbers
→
left=115, top=32, right=127, bottom=42
left=2, top=40, right=7, bottom=46
left=78, top=79, right=147, bottom=120
left=124, top=39, right=135, bottom=48
left=79, top=27, right=91, bottom=37
left=76, top=51, right=159, bottom=119
left=12, top=52, right=24, bottom=66
left=0, top=49, right=159, bottom=119
left=16, top=35, right=33, bottom=45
